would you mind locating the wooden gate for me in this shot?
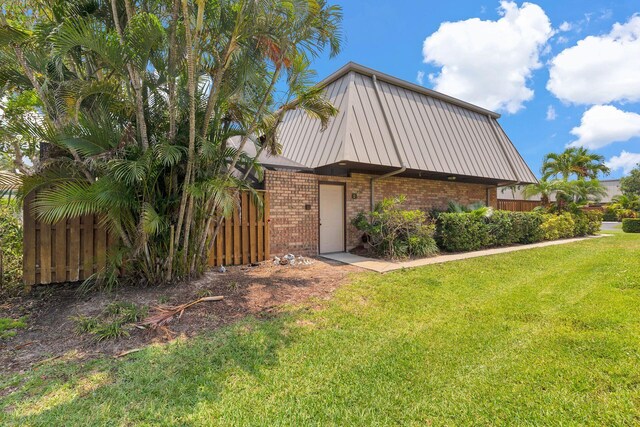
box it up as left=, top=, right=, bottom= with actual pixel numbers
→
left=23, top=191, right=270, bottom=287
left=208, top=191, right=270, bottom=267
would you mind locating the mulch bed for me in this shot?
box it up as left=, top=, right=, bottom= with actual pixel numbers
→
left=0, top=258, right=360, bottom=374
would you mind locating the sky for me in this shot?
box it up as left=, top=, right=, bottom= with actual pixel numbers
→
left=308, top=0, right=640, bottom=179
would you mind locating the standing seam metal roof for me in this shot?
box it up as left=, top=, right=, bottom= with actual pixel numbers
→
left=278, top=62, right=537, bottom=184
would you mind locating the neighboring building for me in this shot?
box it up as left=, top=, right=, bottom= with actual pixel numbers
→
left=497, top=179, right=622, bottom=204
left=599, top=179, right=622, bottom=203
left=255, top=63, right=537, bottom=256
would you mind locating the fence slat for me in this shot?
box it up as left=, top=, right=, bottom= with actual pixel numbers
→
left=257, top=193, right=264, bottom=262
left=224, top=217, right=232, bottom=266
left=40, top=222, right=52, bottom=285
left=68, top=217, right=81, bottom=281
left=82, top=215, right=94, bottom=280
left=216, top=220, right=224, bottom=266
left=242, top=192, right=249, bottom=264
left=264, top=192, right=270, bottom=260
left=233, top=206, right=241, bottom=265
left=95, top=225, right=107, bottom=272
left=249, top=195, right=257, bottom=264
left=54, top=219, right=67, bottom=283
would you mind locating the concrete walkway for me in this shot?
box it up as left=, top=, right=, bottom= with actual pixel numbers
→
left=601, top=221, right=621, bottom=231
left=321, top=235, right=608, bottom=273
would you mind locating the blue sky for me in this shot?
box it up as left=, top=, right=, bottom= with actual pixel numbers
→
left=309, top=0, right=640, bottom=179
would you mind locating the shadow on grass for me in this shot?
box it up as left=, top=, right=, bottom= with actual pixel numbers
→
left=1, top=313, right=295, bottom=426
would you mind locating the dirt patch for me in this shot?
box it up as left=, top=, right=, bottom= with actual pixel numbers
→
left=0, top=258, right=360, bottom=374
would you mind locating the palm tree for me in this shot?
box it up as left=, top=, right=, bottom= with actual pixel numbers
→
left=541, top=147, right=610, bottom=181
left=611, top=194, right=640, bottom=211
left=570, top=179, right=608, bottom=204
left=523, top=180, right=565, bottom=206
left=0, top=0, right=343, bottom=286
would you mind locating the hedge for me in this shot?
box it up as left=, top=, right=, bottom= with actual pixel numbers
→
left=0, top=201, right=23, bottom=297
left=622, top=218, right=640, bottom=233
left=437, top=210, right=601, bottom=252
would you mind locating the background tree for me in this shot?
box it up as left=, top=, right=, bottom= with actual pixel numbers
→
left=528, top=147, right=609, bottom=212
left=0, top=0, right=343, bottom=287
left=541, top=147, right=610, bottom=181
left=620, top=164, right=640, bottom=196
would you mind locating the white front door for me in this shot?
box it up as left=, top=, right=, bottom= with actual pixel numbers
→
left=319, top=184, right=345, bottom=253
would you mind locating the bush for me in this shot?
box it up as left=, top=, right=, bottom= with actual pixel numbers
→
left=352, top=196, right=438, bottom=259
left=583, top=210, right=603, bottom=235
left=541, top=213, right=575, bottom=240
left=436, top=209, right=599, bottom=252
left=622, top=218, right=640, bottom=233
left=436, top=212, right=492, bottom=252
left=487, top=210, right=516, bottom=246
left=602, top=205, right=618, bottom=221
left=0, top=200, right=23, bottom=297
left=602, top=204, right=637, bottom=221
left=510, top=212, right=545, bottom=244
left=437, top=210, right=547, bottom=252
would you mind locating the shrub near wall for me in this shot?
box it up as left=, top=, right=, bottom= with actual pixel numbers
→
left=352, top=196, right=439, bottom=259
left=622, top=218, right=640, bottom=233
left=436, top=212, right=492, bottom=252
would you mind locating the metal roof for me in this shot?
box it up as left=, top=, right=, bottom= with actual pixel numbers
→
left=228, top=136, right=310, bottom=171
left=278, top=62, right=537, bottom=184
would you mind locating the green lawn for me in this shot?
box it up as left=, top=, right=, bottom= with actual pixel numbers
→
left=2, top=232, right=640, bottom=426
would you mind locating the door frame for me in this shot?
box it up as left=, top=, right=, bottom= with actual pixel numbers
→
left=318, top=181, right=347, bottom=253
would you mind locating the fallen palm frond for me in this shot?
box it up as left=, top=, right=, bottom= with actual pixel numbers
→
left=137, top=296, right=224, bottom=332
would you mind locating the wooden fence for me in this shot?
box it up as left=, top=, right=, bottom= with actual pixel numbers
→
left=23, top=191, right=270, bottom=287
left=207, top=191, right=270, bottom=267
left=497, top=199, right=542, bottom=212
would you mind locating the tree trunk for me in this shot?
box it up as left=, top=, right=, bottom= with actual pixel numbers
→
left=176, top=0, right=205, bottom=272
left=109, top=0, right=149, bottom=150
left=167, top=0, right=180, bottom=143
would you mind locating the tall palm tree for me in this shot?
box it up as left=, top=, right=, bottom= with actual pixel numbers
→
left=541, top=147, right=610, bottom=181
left=523, top=180, right=565, bottom=206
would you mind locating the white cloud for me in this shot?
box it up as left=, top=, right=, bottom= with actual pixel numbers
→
left=546, top=105, right=557, bottom=120
left=569, top=105, right=640, bottom=149
left=607, top=151, right=640, bottom=174
left=559, top=21, right=572, bottom=31
left=556, top=35, right=569, bottom=44
left=416, top=71, right=425, bottom=85
left=547, top=15, right=640, bottom=104
left=422, top=1, right=553, bottom=114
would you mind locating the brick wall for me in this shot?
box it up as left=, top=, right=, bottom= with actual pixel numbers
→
left=264, top=170, right=497, bottom=256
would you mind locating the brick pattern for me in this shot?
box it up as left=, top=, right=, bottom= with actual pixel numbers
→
left=264, top=170, right=497, bottom=256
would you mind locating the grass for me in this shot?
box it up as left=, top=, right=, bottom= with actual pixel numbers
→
left=71, top=302, right=147, bottom=341
left=0, top=317, right=26, bottom=339
left=2, top=232, right=640, bottom=425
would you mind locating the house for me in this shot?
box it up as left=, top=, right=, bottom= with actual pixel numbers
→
left=257, top=62, right=537, bottom=256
